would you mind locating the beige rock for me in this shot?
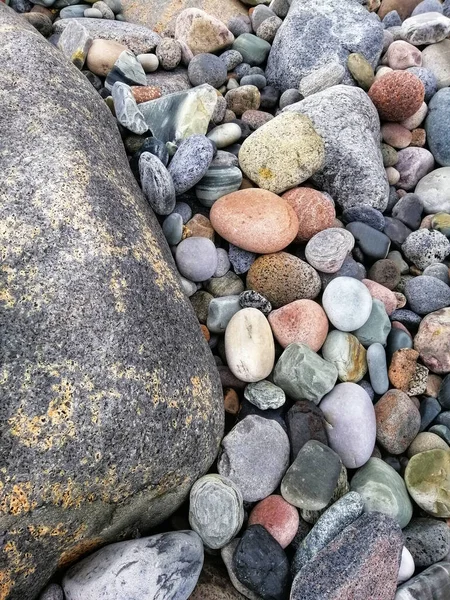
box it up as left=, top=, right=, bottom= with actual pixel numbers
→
left=175, top=8, right=235, bottom=55
left=239, top=112, right=325, bottom=194
left=225, top=308, right=275, bottom=382
left=422, top=39, right=450, bottom=90
left=407, top=432, right=449, bottom=458
left=86, top=38, right=128, bottom=76
left=414, top=308, right=450, bottom=374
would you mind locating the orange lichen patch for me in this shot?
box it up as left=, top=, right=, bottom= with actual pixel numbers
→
left=57, top=537, right=104, bottom=569
left=2, top=541, right=36, bottom=579
left=27, top=523, right=68, bottom=540
left=0, top=482, right=36, bottom=516
left=259, top=167, right=273, bottom=180
left=201, top=324, right=210, bottom=341
left=0, top=569, right=13, bottom=600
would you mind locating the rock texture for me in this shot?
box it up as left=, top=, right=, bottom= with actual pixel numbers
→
left=266, top=0, right=384, bottom=92
left=0, top=7, right=223, bottom=599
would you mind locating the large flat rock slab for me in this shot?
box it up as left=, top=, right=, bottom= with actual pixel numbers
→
left=0, top=5, right=223, bottom=599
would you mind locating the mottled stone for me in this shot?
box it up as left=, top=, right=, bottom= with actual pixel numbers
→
left=248, top=495, right=299, bottom=549
left=322, top=331, right=367, bottom=382
left=138, top=151, right=176, bottom=214
left=342, top=204, right=386, bottom=232
left=225, top=85, right=260, bottom=117
left=217, top=415, right=290, bottom=502
left=268, top=299, right=329, bottom=352
left=38, top=584, right=64, bottom=600
left=395, top=147, right=435, bottom=191
left=351, top=457, right=413, bottom=527
left=174, top=8, right=234, bottom=55
left=206, top=271, right=245, bottom=297
left=284, top=86, right=389, bottom=211
left=273, top=343, right=338, bottom=404
left=369, top=70, right=425, bottom=122
left=405, top=276, right=450, bottom=315
left=244, top=380, right=285, bottom=411
left=405, top=449, right=450, bottom=517
left=283, top=188, right=336, bottom=243
left=389, top=348, right=419, bottom=391
left=189, top=474, right=244, bottom=549
left=62, top=532, right=204, bottom=600
left=169, top=135, right=214, bottom=194
left=239, top=290, right=271, bottom=315
left=112, top=82, right=148, bottom=135
left=404, top=518, right=450, bottom=567
left=375, top=389, right=421, bottom=454
left=320, top=383, right=376, bottom=469
left=402, top=229, right=450, bottom=270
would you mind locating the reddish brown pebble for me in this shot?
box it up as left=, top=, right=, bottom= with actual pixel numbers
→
left=131, top=86, right=162, bottom=104
left=268, top=299, right=329, bottom=351
left=224, top=387, right=240, bottom=415
left=381, top=123, right=412, bottom=149
left=201, top=324, right=210, bottom=341
left=282, top=187, right=336, bottom=242
left=374, top=389, right=421, bottom=454
left=183, top=214, right=215, bottom=241
left=241, top=109, right=274, bottom=130
left=248, top=495, right=299, bottom=548
left=362, top=279, right=397, bottom=315
left=210, top=189, right=298, bottom=254
left=388, top=348, right=419, bottom=391
left=410, top=128, right=426, bottom=147
left=368, top=71, right=425, bottom=122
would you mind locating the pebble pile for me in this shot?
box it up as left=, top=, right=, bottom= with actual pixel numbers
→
left=6, top=0, right=450, bottom=597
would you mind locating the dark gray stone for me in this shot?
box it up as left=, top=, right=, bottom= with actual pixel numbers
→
left=405, top=276, right=450, bottom=315
left=188, top=53, right=228, bottom=89
left=346, top=222, right=391, bottom=260
left=285, top=400, right=328, bottom=462
left=232, top=525, right=290, bottom=600
left=0, top=7, right=223, bottom=597
left=396, top=561, right=450, bottom=600
left=139, top=151, right=176, bottom=215
left=169, top=135, right=214, bottom=195
left=439, top=375, right=450, bottom=410
left=62, top=531, right=204, bottom=599
left=38, top=584, right=64, bottom=600
left=266, top=0, right=383, bottom=92
left=342, top=204, right=386, bottom=232
left=404, top=518, right=450, bottom=567
left=420, top=396, right=442, bottom=431
left=228, top=244, right=256, bottom=275
left=290, top=513, right=403, bottom=600
left=320, top=256, right=366, bottom=290
left=391, top=193, right=423, bottom=229
left=429, top=425, right=450, bottom=445
left=240, top=74, right=267, bottom=90
left=383, top=10, right=402, bottom=27
left=426, top=87, right=450, bottom=167
left=220, top=49, right=243, bottom=71
left=284, top=86, right=389, bottom=211
left=9, top=0, right=33, bottom=12
left=390, top=309, right=422, bottom=327
left=383, top=217, right=412, bottom=248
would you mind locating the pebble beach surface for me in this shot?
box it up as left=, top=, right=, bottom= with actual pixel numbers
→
left=4, top=0, right=450, bottom=597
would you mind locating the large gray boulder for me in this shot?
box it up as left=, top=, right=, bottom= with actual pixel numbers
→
left=266, top=0, right=384, bottom=92
left=0, top=5, right=223, bottom=599
left=284, top=85, right=389, bottom=211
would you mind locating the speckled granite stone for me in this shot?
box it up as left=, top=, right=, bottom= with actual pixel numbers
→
left=0, top=6, right=223, bottom=598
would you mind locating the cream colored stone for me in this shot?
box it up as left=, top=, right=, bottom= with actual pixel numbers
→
left=86, top=38, right=128, bottom=76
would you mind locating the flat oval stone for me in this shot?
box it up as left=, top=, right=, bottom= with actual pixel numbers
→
left=189, top=474, right=244, bottom=549
left=321, top=331, right=367, bottom=382
left=405, top=275, right=450, bottom=315
left=139, top=152, right=176, bottom=215
left=195, top=165, right=243, bottom=208
left=346, top=221, right=391, bottom=259
left=403, top=518, right=450, bottom=567
left=248, top=495, right=300, bottom=549
left=375, top=389, right=421, bottom=454
left=207, top=123, right=242, bottom=148
left=281, top=440, right=342, bottom=511
left=175, top=237, right=218, bottom=282
left=350, top=457, right=413, bottom=528
left=210, top=189, right=298, bottom=254
left=168, top=134, right=214, bottom=194
left=405, top=449, right=450, bottom=517
left=268, top=299, right=329, bottom=351
left=320, top=383, right=376, bottom=469
left=322, top=276, right=373, bottom=332
left=225, top=307, right=275, bottom=383
left=305, top=228, right=354, bottom=273
left=217, top=415, right=290, bottom=502
left=342, top=204, right=386, bottom=232
left=367, top=343, right=390, bottom=396
left=408, top=432, right=449, bottom=457
left=402, top=12, right=450, bottom=45
left=415, top=167, right=450, bottom=214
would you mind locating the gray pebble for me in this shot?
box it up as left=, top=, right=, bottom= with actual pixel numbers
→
left=188, top=53, right=227, bottom=88
left=179, top=275, right=197, bottom=297
left=156, top=38, right=181, bottom=71
left=298, top=61, right=346, bottom=97
left=205, top=271, right=245, bottom=297
left=162, top=213, right=183, bottom=245
left=38, top=584, right=64, bottom=600
left=342, top=204, right=386, bottom=232
left=244, top=380, right=286, bottom=410
left=173, top=201, right=192, bottom=223
left=112, top=81, right=148, bottom=135
left=405, top=276, right=450, bottom=315
left=367, top=343, right=389, bottom=395
left=92, top=0, right=114, bottom=18
left=240, top=74, right=267, bottom=90
left=423, top=263, right=450, bottom=284
left=214, top=248, right=231, bottom=277
left=168, top=135, right=214, bottom=195
left=407, top=66, right=438, bottom=102
left=404, top=518, right=450, bottom=567
left=353, top=298, right=391, bottom=347
left=175, top=237, right=218, bottom=282
left=220, top=49, right=243, bottom=71
left=139, top=152, right=176, bottom=215
left=206, top=295, right=241, bottom=333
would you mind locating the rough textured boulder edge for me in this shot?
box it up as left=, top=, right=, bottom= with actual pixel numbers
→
left=0, top=6, right=223, bottom=599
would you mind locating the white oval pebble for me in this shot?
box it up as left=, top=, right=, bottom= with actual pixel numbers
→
left=322, top=277, right=373, bottom=332
left=398, top=546, right=415, bottom=583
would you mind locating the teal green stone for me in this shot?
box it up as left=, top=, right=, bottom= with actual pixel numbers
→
left=232, top=33, right=271, bottom=66
left=352, top=298, right=391, bottom=347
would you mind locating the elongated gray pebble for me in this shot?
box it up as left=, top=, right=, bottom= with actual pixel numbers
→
left=367, top=343, right=389, bottom=395
left=169, top=135, right=214, bottom=195
left=112, top=82, right=148, bottom=135
left=139, top=152, right=176, bottom=215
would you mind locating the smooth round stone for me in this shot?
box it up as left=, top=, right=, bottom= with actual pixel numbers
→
left=402, top=12, right=450, bottom=45
left=347, top=52, right=375, bottom=91
left=268, top=299, right=329, bottom=351
left=346, top=222, right=391, bottom=260
left=233, top=525, right=290, bottom=600
left=86, top=38, right=128, bottom=77
left=367, top=343, right=389, bottom=396
left=210, top=189, right=298, bottom=254
left=283, top=188, right=336, bottom=242
left=342, top=205, right=385, bottom=232
left=139, top=152, right=175, bottom=215
left=238, top=112, right=324, bottom=195
left=196, top=165, right=243, bottom=208
left=407, top=432, right=449, bottom=457
left=257, top=15, right=283, bottom=43
left=240, top=74, right=267, bottom=90
left=232, top=33, right=271, bottom=66
left=405, top=449, right=450, bottom=517
left=350, top=457, right=413, bottom=528
left=319, top=383, right=376, bottom=469
left=179, top=276, right=197, bottom=297
left=413, top=0, right=443, bottom=14
left=247, top=252, right=321, bottom=308
left=405, top=276, right=450, bottom=315
left=291, top=492, right=364, bottom=576
left=382, top=143, right=399, bottom=168
left=188, top=53, right=227, bottom=88
left=368, top=259, right=401, bottom=290
left=241, top=109, right=274, bottom=130
left=248, top=495, right=299, bottom=549
left=383, top=40, right=422, bottom=70
left=375, top=389, right=421, bottom=454
left=352, top=298, right=391, bottom=348
left=404, top=518, right=450, bottom=567
left=189, top=474, right=244, bottom=549
left=416, top=167, right=450, bottom=214
left=217, top=415, right=290, bottom=502
left=386, top=329, right=413, bottom=364
left=398, top=547, right=416, bottom=584
left=162, top=213, right=183, bottom=245
left=322, top=331, right=367, bottom=383
left=422, top=39, right=450, bottom=89
left=173, top=201, right=192, bottom=223
left=281, top=440, right=342, bottom=511
left=84, top=7, right=102, bottom=17
left=244, top=380, right=286, bottom=410
left=225, top=85, right=261, bottom=117
left=207, top=123, right=242, bottom=148
left=220, top=49, right=243, bottom=71
left=206, top=295, right=241, bottom=334
left=168, top=135, right=214, bottom=195
left=382, top=10, right=402, bottom=27
left=388, top=347, right=419, bottom=392
left=206, top=271, right=245, bottom=297
left=431, top=212, right=450, bottom=237
left=225, top=307, right=275, bottom=383
left=239, top=290, right=272, bottom=315
left=322, top=277, right=373, bottom=332
left=402, top=229, right=450, bottom=269
left=368, top=70, right=425, bottom=122
left=279, top=88, right=302, bottom=109
left=426, top=88, right=450, bottom=167
left=59, top=4, right=90, bottom=17
left=137, top=53, right=159, bottom=73
left=305, top=228, right=354, bottom=274
left=190, top=290, right=213, bottom=323
left=273, top=343, right=338, bottom=405
left=381, top=123, right=413, bottom=149
left=175, top=237, right=218, bottom=282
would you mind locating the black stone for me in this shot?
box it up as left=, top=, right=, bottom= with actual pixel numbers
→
left=346, top=221, right=391, bottom=259
left=130, top=137, right=169, bottom=180
left=386, top=328, right=413, bottom=364
left=433, top=411, right=450, bottom=429
left=260, top=85, right=280, bottom=110
left=0, top=7, right=223, bottom=597
left=82, top=69, right=103, bottom=91
left=285, top=400, right=328, bottom=462
left=438, top=375, right=450, bottom=410
left=404, top=518, right=450, bottom=567
left=230, top=118, right=252, bottom=140
left=420, top=397, right=442, bottom=432
left=341, top=205, right=385, bottom=232
left=238, top=399, right=287, bottom=431
left=233, top=525, right=291, bottom=600
left=383, top=216, right=412, bottom=247
left=391, top=193, right=423, bottom=230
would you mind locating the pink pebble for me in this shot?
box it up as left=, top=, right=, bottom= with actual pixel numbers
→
left=363, top=279, right=397, bottom=315
left=268, top=299, right=329, bottom=351
left=382, top=40, right=422, bottom=70
left=248, top=495, right=299, bottom=548
left=400, top=102, right=428, bottom=130
left=420, top=214, right=434, bottom=228
left=381, top=123, right=412, bottom=149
